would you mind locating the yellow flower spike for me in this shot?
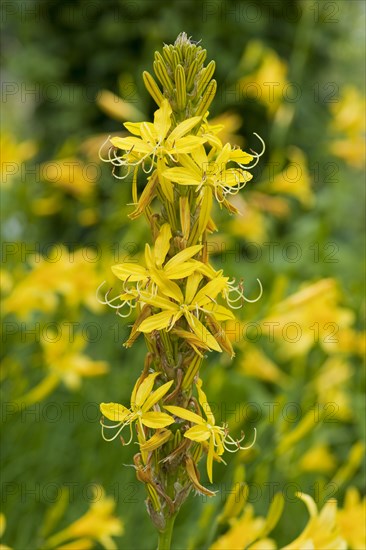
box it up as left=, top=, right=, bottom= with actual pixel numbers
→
left=100, top=373, right=174, bottom=443
left=99, top=33, right=264, bottom=543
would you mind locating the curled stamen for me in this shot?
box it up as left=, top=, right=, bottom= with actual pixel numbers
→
left=242, top=278, right=263, bottom=303
left=239, top=133, right=266, bottom=170
left=112, top=164, right=132, bottom=180
left=101, top=419, right=127, bottom=442
left=98, top=135, right=113, bottom=163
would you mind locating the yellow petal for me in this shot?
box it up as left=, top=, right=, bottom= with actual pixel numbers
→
left=162, top=166, right=201, bottom=186
left=149, top=267, right=183, bottom=303
left=141, top=411, right=175, bottom=428
left=169, top=116, right=202, bottom=141
left=207, top=437, right=215, bottom=483
left=111, top=263, right=146, bottom=282
left=157, top=157, right=174, bottom=202
left=110, top=136, right=151, bottom=155
left=171, top=136, right=206, bottom=154
left=133, top=372, right=160, bottom=409
left=154, top=223, right=172, bottom=268
left=194, top=277, right=228, bottom=307
left=142, top=380, right=174, bottom=412
left=124, top=122, right=143, bottom=136
left=139, top=429, right=173, bottom=452
left=204, top=303, right=236, bottom=321
left=164, top=261, right=198, bottom=280
left=185, top=272, right=203, bottom=305
left=197, top=186, right=213, bottom=236
left=164, top=405, right=204, bottom=425
left=196, top=379, right=215, bottom=425
left=154, top=99, right=172, bottom=141
left=138, top=291, right=178, bottom=311
left=129, top=170, right=158, bottom=219
left=184, top=424, right=211, bottom=442
left=164, top=245, right=203, bottom=272
left=100, top=402, right=130, bottom=422
left=229, top=148, right=254, bottom=164
left=138, top=310, right=178, bottom=333
left=140, top=121, right=157, bottom=145
left=185, top=313, right=222, bottom=353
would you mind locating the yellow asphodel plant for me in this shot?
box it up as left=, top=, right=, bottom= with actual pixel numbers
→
left=98, top=33, right=264, bottom=550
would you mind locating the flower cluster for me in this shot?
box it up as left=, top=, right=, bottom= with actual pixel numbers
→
left=98, top=33, right=261, bottom=538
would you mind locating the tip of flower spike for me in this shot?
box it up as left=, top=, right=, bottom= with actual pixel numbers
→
left=174, top=32, right=197, bottom=47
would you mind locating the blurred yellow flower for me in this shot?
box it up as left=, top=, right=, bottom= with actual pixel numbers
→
left=239, top=41, right=288, bottom=115
left=41, top=328, right=108, bottom=390
left=329, top=86, right=365, bottom=168
left=262, top=147, right=314, bottom=207
left=299, top=443, right=337, bottom=474
left=41, top=158, right=97, bottom=198
left=1, top=131, right=37, bottom=188
left=262, top=279, right=355, bottom=358
left=314, top=357, right=353, bottom=421
left=337, top=487, right=366, bottom=549
left=239, top=345, right=287, bottom=385
left=45, top=486, right=123, bottom=550
left=210, top=504, right=276, bottom=550
left=282, top=493, right=346, bottom=550
left=97, top=89, right=144, bottom=122
left=3, top=247, right=103, bottom=319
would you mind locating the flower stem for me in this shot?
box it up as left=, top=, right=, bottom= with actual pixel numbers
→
left=158, top=514, right=176, bottom=550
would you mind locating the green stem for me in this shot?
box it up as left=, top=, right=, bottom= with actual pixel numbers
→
left=158, top=514, right=176, bottom=550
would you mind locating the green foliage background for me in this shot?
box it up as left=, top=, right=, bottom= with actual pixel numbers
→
left=1, top=1, right=365, bottom=549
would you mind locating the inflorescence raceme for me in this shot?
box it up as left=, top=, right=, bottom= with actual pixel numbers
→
left=98, top=32, right=263, bottom=533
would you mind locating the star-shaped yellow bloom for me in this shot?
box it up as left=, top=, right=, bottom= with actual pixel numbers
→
left=137, top=272, right=235, bottom=353
left=162, top=144, right=253, bottom=204
left=111, top=223, right=202, bottom=285
left=109, top=99, right=206, bottom=173
left=165, top=380, right=255, bottom=483
left=100, top=372, right=174, bottom=444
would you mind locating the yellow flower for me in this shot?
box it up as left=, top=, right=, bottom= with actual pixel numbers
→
left=262, top=278, right=354, bottom=359
left=239, top=40, right=288, bottom=115
left=110, top=222, right=202, bottom=286
left=337, top=487, right=366, bottom=549
left=41, top=158, right=97, bottom=198
left=137, top=271, right=235, bottom=353
left=282, top=493, right=346, bottom=550
left=100, top=372, right=174, bottom=443
left=260, top=147, right=314, bottom=207
left=210, top=503, right=277, bottom=549
left=162, top=142, right=254, bottom=207
left=1, top=131, right=37, bottom=188
left=44, top=486, right=123, bottom=550
left=106, top=99, right=205, bottom=177
left=165, top=379, right=255, bottom=483
left=299, top=443, right=337, bottom=474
